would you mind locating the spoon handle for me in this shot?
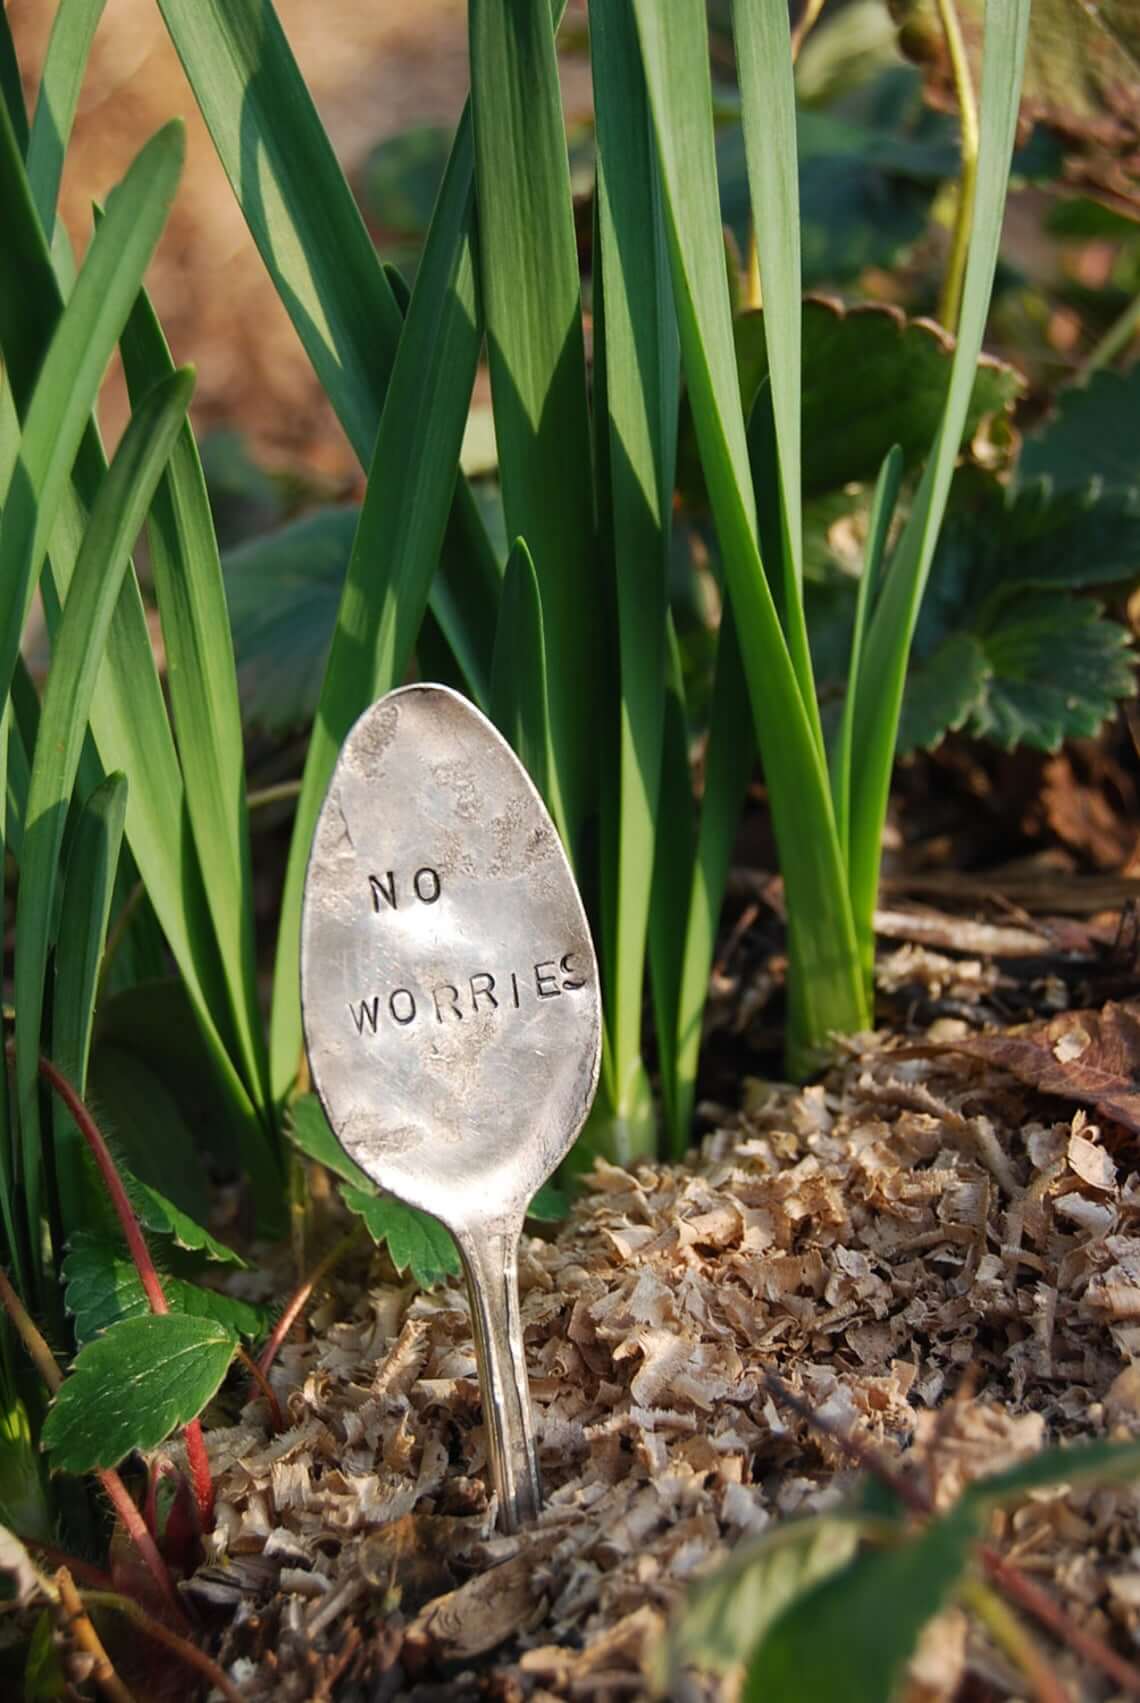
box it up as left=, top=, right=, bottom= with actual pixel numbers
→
left=454, top=1222, right=542, bottom=1533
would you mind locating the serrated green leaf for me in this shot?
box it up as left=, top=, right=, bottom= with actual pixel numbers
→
left=132, top=1180, right=244, bottom=1267
left=897, top=630, right=990, bottom=755
left=287, top=1093, right=373, bottom=1193
left=970, top=593, right=1133, bottom=751
left=746, top=1504, right=978, bottom=1703
left=62, top=1233, right=265, bottom=1344
left=678, top=302, right=1022, bottom=509
left=340, top=1190, right=460, bottom=1289
left=664, top=1517, right=859, bottom=1687
left=42, top=1314, right=236, bottom=1474
left=1019, top=366, right=1140, bottom=493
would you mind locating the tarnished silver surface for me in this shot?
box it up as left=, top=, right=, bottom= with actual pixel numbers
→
left=300, top=685, right=601, bottom=1531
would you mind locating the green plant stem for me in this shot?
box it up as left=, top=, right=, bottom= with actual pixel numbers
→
left=1079, top=289, right=1140, bottom=378
left=0, top=1265, right=188, bottom=1629
left=247, top=778, right=301, bottom=813
left=935, top=0, right=979, bottom=334
left=32, top=1053, right=215, bottom=1530
left=256, top=1225, right=364, bottom=1379
left=959, top=1576, right=1068, bottom=1703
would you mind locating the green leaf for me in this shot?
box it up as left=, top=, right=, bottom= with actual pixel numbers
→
left=86, top=1045, right=210, bottom=1222
left=340, top=1190, right=460, bottom=1289
left=119, top=275, right=270, bottom=1120
left=746, top=1504, right=978, bottom=1703
left=0, top=102, right=272, bottom=1215
left=26, top=0, right=108, bottom=238
left=224, top=508, right=356, bottom=734
left=287, top=1093, right=373, bottom=1193
left=132, top=1179, right=244, bottom=1267
left=15, top=367, right=193, bottom=1254
left=154, top=0, right=500, bottom=723
left=268, top=97, right=500, bottom=1107
left=51, top=772, right=128, bottom=1232
left=969, top=593, right=1133, bottom=751
left=526, top=1181, right=570, bottom=1222
left=0, top=7, right=28, bottom=155
left=0, top=120, right=185, bottom=715
left=963, top=1436, right=1140, bottom=1509
left=1019, top=366, right=1140, bottom=493
left=664, top=1517, right=859, bottom=1687
left=62, top=1233, right=265, bottom=1344
left=896, top=629, right=990, bottom=754
left=633, top=0, right=868, bottom=1074
left=42, top=1314, right=236, bottom=1473
left=490, top=538, right=552, bottom=806
left=848, top=0, right=1031, bottom=987
left=470, top=0, right=598, bottom=853
left=362, top=122, right=452, bottom=240
left=590, top=0, right=677, bottom=1148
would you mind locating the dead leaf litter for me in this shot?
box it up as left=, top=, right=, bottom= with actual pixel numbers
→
left=190, top=1026, right=1140, bottom=1700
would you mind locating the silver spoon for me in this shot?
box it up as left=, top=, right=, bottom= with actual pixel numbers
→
left=300, top=684, right=601, bottom=1532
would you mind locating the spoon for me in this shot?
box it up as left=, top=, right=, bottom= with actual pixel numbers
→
left=300, top=684, right=601, bottom=1531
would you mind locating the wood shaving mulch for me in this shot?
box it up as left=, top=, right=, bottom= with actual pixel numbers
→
left=188, top=1030, right=1140, bottom=1700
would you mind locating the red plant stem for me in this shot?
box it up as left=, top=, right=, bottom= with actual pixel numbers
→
left=762, top=1371, right=1140, bottom=1697
left=0, top=1263, right=189, bottom=1628
left=33, top=1054, right=216, bottom=1530
left=22, top=1537, right=115, bottom=1592
left=237, top=1344, right=285, bottom=1432
left=79, top=1589, right=245, bottom=1703
left=257, top=1225, right=362, bottom=1378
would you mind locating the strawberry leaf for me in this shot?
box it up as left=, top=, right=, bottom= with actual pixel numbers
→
left=130, top=1179, right=244, bottom=1266
left=42, top=1315, right=236, bottom=1473
left=287, top=1092, right=373, bottom=1192
left=339, top=1188, right=460, bottom=1289
left=62, top=1233, right=266, bottom=1344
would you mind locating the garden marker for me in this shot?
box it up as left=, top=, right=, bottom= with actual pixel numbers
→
left=300, top=684, right=601, bottom=1530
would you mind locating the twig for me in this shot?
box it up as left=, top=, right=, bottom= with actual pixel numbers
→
left=246, top=778, right=302, bottom=813
left=0, top=1260, right=189, bottom=1627
left=55, top=1567, right=137, bottom=1703
left=236, top=1344, right=285, bottom=1432
left=256, top=1226, right=364, bottom=1378
left=33, top=1053, right=217, bottom=1530
left=934, top=0, right=979, bottom=334
left=790, top=0, right=827, bottom=60
left=79, top=1589, right=246, bottom=1703
left=762, top=1370, right=1140, bottom=1696
left=961, top=1575, right=1070, bottom=1703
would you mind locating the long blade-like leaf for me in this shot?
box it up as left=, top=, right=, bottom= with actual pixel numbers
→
left=830, top=445, right=903, bottom=867
left=848, top=0, right=1031, bottom=983
left=26, top=0, right=108, bottom=238
left=731, top=0, right=818, bottom=742
left=590, top=0, right=678, bottom=1145
left=0, top=120, right=184, bottom=711
left=470, top=0, right=599, bottom=853
left=0, top=104, right=277, bottom=1215
left=632, top=0, right=868, bottom=1071
left=119, top=282, right=270, bottom=1119
left=490, top=536, right=552, bottom=801
left=0, top=6, right=28, bottom=155
left=154, top=0, right=500, bottom=700
left=266, top=106, right=486, bottom=1102
left=51, top=771, right=128, bottom=1232
left=15, top=367, right=193, bottom=1263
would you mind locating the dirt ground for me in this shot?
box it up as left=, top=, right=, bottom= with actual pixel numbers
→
left=8, top=0, right=591, bottom=476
